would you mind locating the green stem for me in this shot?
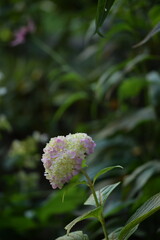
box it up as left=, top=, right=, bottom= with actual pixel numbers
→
left=81, top=169, right=109, bottom=240
left=100, top=212, right=109, bottom=240
left=82, top=169, right=99, bottom=206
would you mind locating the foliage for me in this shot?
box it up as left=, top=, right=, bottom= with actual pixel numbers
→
left=56, top=167, right=160, bottom=239
left=56, top=231, right=89, bottom=240
left=0, top=0, right=160, bottom=239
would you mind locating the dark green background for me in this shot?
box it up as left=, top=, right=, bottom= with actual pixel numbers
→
left=0, top=0, right=160, bottom=239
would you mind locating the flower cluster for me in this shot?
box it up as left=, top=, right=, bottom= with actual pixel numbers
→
left=41, top=133, right=96, bottom=189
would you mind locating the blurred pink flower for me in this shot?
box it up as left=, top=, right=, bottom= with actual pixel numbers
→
left=10, top=20, right=35, bottom=46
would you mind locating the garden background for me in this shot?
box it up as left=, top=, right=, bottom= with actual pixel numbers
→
left=0, top=0, right=160, bottom=239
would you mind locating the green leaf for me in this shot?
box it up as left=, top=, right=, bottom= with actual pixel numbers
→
left=123, top=161, right=160, bottom=197
left=0, top=115, right=12, bottom=132
left=0, top=216, right=37, bottom=233
left=85, top=182, right=120, bottom=206
left=61, top=180, right=88, bottom=202
left=147, top=71, right=160, bottom=108
left=37, top=186, right=86, bottom=222
left=96, top=0, right=116, bottom=35
left=109, top=226, right=139, bottom=240
left=133, top=22, right=160, bottom=48
left=118, top=77, right=146, bottom=102
left=118, top=192, right=160, bottom=240
left=96, top=107, right=156, bottom=139
left=55, top=231, right=89, bottom=240
left=108, top=228, right=122, bottom=240
left=53, top=92, right=88, bottom=121
left=65, top=207, right=102, bottom=235
left=72, top=180, right=88, bottom=186
left=149, top=6, right=160, bottom=25
left=93, top=165, right=123, bottom=184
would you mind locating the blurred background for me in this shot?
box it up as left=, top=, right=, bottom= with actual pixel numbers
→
left=0, top=0, right=160, bottom=239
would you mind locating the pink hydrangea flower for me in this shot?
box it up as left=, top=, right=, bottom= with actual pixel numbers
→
left=41, top=133, right=96, bottom=189
left=10, top=20, right=35, bottom=46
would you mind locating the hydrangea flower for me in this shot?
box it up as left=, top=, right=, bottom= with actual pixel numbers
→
left=41, top=133, right=96, bottom=189
left=10, top=20, right=35, bottom=46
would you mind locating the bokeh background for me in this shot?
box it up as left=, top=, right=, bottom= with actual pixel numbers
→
left=0, top=0, right=160, bottom=239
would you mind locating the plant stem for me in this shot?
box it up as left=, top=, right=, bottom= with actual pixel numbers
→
left=81, top=169, right=109, bottom=240
left=82, top=169, right=99, bottom=206
left=100, top=212, right=109, bottom=240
